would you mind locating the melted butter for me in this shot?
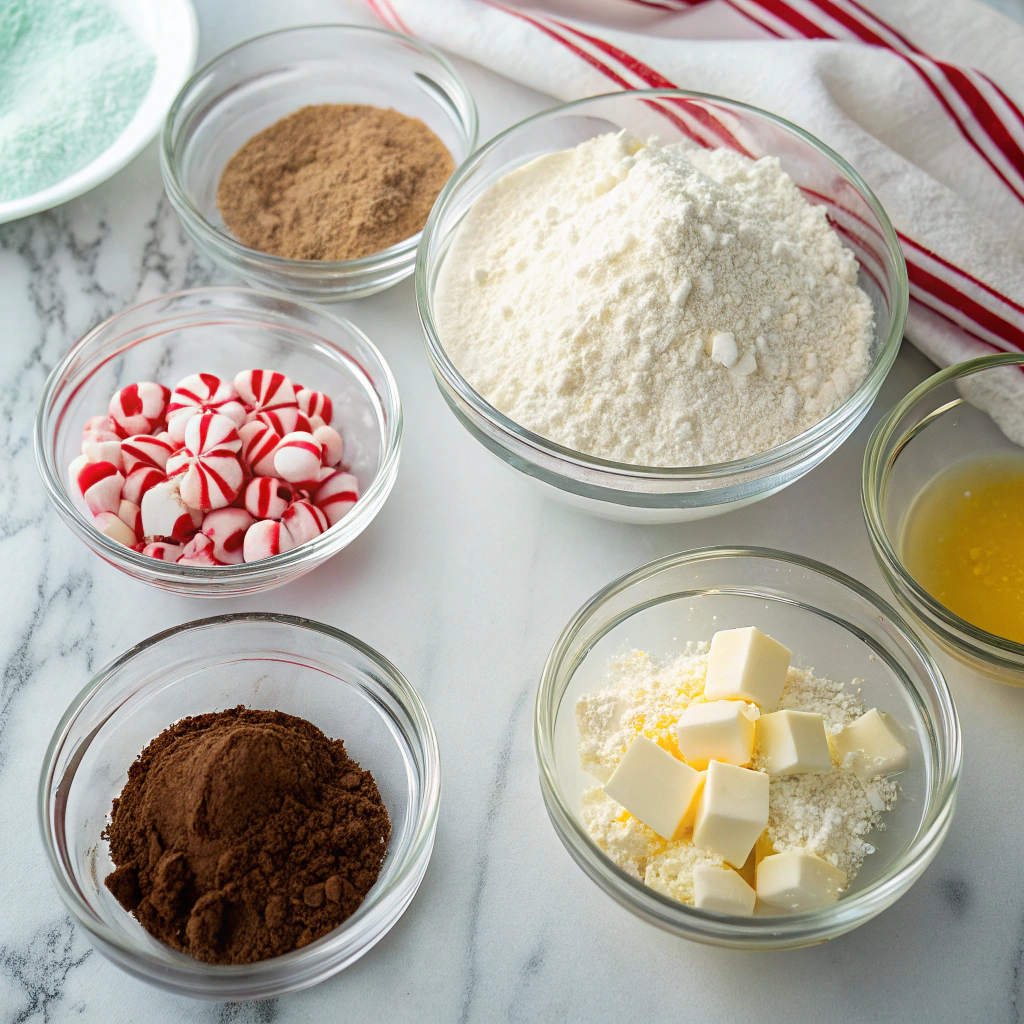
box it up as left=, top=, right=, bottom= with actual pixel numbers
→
left=900, top=453, right=1024, bottom=643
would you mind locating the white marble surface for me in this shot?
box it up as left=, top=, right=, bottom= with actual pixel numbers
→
left=3, top=2, right=1024, bottom=1021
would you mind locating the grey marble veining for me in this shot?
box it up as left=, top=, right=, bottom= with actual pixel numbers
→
left=2, top=1, right=1024, bottom=1022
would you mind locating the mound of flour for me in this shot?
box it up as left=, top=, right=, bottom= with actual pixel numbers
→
left=434, top=132, right=875, bottom=467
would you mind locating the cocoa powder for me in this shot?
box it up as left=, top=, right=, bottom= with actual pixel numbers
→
left=216, top=103, right=455, bottom=261
left=103, top=706, right=390, bottom=965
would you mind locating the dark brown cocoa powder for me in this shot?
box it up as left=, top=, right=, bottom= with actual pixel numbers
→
left=103, top=707, right=390, bottom=965
left=216, top=103, right=455, bottom=261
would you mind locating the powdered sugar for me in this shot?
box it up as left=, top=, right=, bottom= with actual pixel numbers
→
left=435, top=132, right=875, bottom=467
left=576, top=646, right=897, bottom=905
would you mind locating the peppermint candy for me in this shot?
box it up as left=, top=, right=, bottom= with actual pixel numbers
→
left=108, top=382, right=170, bottom=438
left=234, top=370, right=297, bottom=416
left=166, top=373, right=247, bottom=441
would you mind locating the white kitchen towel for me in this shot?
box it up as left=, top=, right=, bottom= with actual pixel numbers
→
left=363, top=0, right=1024, bottom=426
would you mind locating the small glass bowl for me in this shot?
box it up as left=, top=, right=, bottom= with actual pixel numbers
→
left=39, top=614, right=440, bottom=1000
left=863, top=353, right=1024, bottom=685
left=35, top=287, right=401, bottom=597
left=162, top=25, right=478, bottom=302
left=535, top=547, right=960, bottom=949
left=417, top=90, right=907, bottom=524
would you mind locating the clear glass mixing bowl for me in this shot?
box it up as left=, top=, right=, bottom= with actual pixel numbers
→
left=39, top=614, right=440, bottom=1000
left=35, top=287, right=401, bottom=597
left=535, top=547, right=960, bottom=948
left=863, top=353, right=1024, bottom=685
left=162, top=25, right=478, bottom=302
left=417, top=90, right=907, bottom=524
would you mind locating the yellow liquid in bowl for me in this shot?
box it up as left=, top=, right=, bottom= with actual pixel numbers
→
left=901, top=453, right=1024, bottom=644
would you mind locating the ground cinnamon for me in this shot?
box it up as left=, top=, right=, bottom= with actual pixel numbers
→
left=216, top=103, right=455, bottom=261
left=103, top=706, right=390, bottom=965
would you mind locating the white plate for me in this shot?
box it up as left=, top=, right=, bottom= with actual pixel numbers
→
left=0, top=0, right=199, bottom=225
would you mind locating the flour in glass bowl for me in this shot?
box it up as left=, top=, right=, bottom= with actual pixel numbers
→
left=434, top=132, right=875, bottom=467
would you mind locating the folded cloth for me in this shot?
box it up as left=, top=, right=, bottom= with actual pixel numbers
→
left=363, top=0, right=1024, bottom=427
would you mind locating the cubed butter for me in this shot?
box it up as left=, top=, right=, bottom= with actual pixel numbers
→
left=756, top=849, right=847, bottom=911
left=834, top=708, right=910, bottom=779
left=757, top=709, right=832, bottom=776
left=603, top=734, right=705, bottom=840
left=692, top=760, right=769, bottom=868
left=675, top=700, right=758, bottom=769
left=703, top=626, right=791, bottom=710
left=692, top=864, right=756, bottom=916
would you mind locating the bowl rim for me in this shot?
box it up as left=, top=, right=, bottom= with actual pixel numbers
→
left=534, top=545, right=961, bottom=943
left=38, top=612, right=441, bottom=980
left=862, top=351, right=1024, bottom=664
left=417, top=88, right=908, bottom=482
left=33, top=285, right=403, bottom=583
left=160, top=22, right=479, bottom=273
left=0, top=0, right=199, bottom=225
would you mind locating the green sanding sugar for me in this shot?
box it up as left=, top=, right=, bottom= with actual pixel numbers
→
left=0, top=0, right=156, bottom=202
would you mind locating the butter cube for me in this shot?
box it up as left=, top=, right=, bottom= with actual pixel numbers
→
left=692, top=760, right=769, bottom=868
left=756, top=850, right=847, bottom=912
left=704, top=626, right=791, bottom=710
left=675, top=700, right=759, bottom=769
left=693, top=864, right=756, bottom=916
left=834, top=708, right=910, bottom=779
left=757, top=710, right=832, bottom=776
left=603, top=735, right=705, bottom=840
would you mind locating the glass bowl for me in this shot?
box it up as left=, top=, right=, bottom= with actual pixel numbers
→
left=34, top=287, right=401, bottom=597
left=162, top=25, right=478, bottom=302
left=39, top=614, right=440, bottom=1000
left=535, top=547, right=960, bottom=949
left=417, top=90, right=907, bottom=524
left=863, top=354, right=1024, bottom=685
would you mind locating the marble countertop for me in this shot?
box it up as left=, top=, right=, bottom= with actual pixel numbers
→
left=3, top=2, right=1024, bottom=1022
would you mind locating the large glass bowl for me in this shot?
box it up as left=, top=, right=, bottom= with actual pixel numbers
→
left=863, top=354, right=1024, bottom=685
left=535, top=548, right=960, bottom=948
left=417, top=90, right=907, bottom=524
left=35, top=287, right=401, bottom=597
left=162, top=25, right=478, bottom=302
left=39, top=614, right=440, bottom=1000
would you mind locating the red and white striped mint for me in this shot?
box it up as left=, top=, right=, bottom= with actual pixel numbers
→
left=182, top=412, right=242, bottom=457
left=141, top=478, right=203, bottom=542
left=122, top=466, right=166, bottom=506
left=176, top=533, right=223, bottom=567
left=255, top=407, right=311, bottom=437
left=243, top=477, right=295, bottom=520
left=313, top=424, right=344, bottom=467
left=166, top=373, right=248, bottom=441
left=107, top=382, right=170, bottom=438
left=142, top=540, right=184, bottom=562
left=313, top=470, right=359, bottom=526
left=73, top=460, right=124, bottom=515
left=234, top=370, right=297, bottom=417
left=242, top=519, right=294, bottom=562
left=120, top=433, right=176, bottom=474
left=200, top=507, right=253, bottom=564
left=238, top=420, right=280, bottom=477
left=117, top=499, right=143, bottom=539
left=165, top=413, right=245, bottom=511
left=81, top=428, right=122, bottom=468
left=296, top=388, right=333, bottom=429
left=83, top=414, right=113, bottom=435
left=280, top=500, right=329, bottom=547
left=273, top=431, right=322, bottom=484
left=94, top=511, right=137, bottom=547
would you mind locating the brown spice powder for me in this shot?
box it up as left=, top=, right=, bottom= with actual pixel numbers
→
left=103, top=706, right=391, bottom=965
left=216, top=103, right=455, bottom=261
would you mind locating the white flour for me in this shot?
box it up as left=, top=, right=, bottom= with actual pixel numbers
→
left=575, top=646, right=896, bottom=904
left=435, top=132, right=875, bottom=467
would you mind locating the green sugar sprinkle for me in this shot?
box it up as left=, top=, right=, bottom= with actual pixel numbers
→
left=0, top=0, right=156, bottom=203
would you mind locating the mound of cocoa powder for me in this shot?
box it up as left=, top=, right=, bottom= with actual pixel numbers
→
left=216, top=103, right=455, bottom=261
left=103, top=707, right=390, bottom=965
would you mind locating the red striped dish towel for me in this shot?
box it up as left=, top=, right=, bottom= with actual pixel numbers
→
left=365, top=0, right=1024, bottom=426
